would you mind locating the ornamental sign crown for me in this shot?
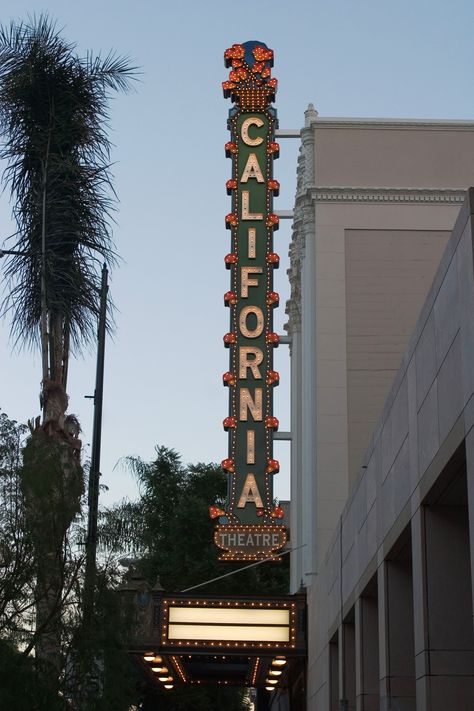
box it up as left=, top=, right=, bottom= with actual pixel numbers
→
left=211, top=42, right=286, bottom=561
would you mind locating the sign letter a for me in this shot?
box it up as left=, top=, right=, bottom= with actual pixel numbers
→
left=237, top=473, right=263, bottom=508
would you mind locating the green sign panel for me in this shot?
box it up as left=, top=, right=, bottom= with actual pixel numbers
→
left=211, top=42, right=286, bottom=560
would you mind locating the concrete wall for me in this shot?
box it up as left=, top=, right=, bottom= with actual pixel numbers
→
left=307, top=192, right=474, bottom=710
left=345, top=228, right=450, bottom=487
left=286, top=115, right=474, bottom=592
left=313, top=121, right=474, bottom=189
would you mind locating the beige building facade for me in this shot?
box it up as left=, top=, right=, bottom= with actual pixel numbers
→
left=284, top=109, right=474, bottom=709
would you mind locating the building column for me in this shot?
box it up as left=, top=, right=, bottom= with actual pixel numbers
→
left=299, top=109, right=318, bottom=581
left=355, top=595, right=379, bottom=710
left=288, top=309, right=303, bottom=593
left=377, top=557, right=416, bottom=710
left=467, top=428, right=474, bottom=630
left=329, top=634, right=339, bottom=711
left=300, top=198, right=317, bottom=580
left=339, top=618, right=356, bottom=711
left=412, top=496, right=474, bottom=710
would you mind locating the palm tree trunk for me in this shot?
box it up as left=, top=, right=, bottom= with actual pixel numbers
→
left=28, top=117, right=83, bottom=681
left=40, top=127, right=51, bottom=403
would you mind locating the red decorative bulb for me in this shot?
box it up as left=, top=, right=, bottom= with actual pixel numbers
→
left=224, top=253, right=238, bottom=268
left=267, top=142, right=280, bottom=157
left=271, top=506, right=284, bottom=519
left=266, top=252, right=280, bottom=266
left=252, top=61, right=265, bottom=74
left=265, top=416, right=279, bottom=430
left=266, top=214, right=279, bottom=229
left=224, top=290, right=237, bottom=306
left=266, top=291, right=280, bottom=306
left=266, top=459, right=280, bottom=474
left=222, top=371, right=236, bottom=387
left=268, top=179, right=280, bottom=195
left=225, top=213, right=238, bottom=228
left=252, top=46, right=273, bottom=63
left=266, top=370, right=280, bottom=386
left=225, top=141, right=238, bottom=156
left=224, top=44, right=245, bottom=65
left=222, top=81, right=236, bottom=93
left=221, top=458, right=235, bottom=472
left=266, top=332, right=280, bottom=346
left=223, top=416, right=237, bottom=430
left=226, top=178, right=237, bottom=194
left=209, top=506, right=226, bottom=520
left=223, top=332, right=237, bottom=346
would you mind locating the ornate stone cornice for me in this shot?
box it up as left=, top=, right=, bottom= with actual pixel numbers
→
left=285, top=297, right=301, bottom=336
left=307, top=186, right=466, bottom=205
left=306, top=117, right=474, bottom=131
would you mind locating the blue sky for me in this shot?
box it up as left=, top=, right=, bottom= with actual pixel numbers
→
left=1, top=0, right=474, bottom=506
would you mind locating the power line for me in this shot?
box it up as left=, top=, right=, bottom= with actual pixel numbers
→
left=181, top=544, right=306, bottom=593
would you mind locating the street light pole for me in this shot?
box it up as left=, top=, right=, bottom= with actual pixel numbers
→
left=82, top=263, right=108, bottom=628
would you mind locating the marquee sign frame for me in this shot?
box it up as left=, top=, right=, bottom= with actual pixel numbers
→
left=210, top=41, right=286, bottom=560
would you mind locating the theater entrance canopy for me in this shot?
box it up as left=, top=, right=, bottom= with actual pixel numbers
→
left=122, top=583, right=306, bottom=692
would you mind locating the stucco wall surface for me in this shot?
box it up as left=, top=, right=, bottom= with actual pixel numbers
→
left=307, top=190, right=474, bottom=709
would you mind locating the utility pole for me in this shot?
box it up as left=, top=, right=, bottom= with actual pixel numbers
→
left=83, top=264, right=108, bottom=627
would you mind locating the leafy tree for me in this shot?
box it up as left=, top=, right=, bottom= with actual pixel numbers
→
left=0, top=410, right=140, bottom=710
left=100, top=446, right=289, bottom=710
left=0, top=15, right=134, bottom=679
left=0, top=412, right=35, bottom=642
left=0, top=638, right=67, bottom=711
left=101, top=446, right=289, bottom=596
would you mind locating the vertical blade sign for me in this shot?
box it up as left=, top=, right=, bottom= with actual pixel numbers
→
left=213, top=42, right=286, bottom=560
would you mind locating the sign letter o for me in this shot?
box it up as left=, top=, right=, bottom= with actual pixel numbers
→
left=239, top=306, right=264, bottom=338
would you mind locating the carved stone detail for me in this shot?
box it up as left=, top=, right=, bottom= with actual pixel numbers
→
left=311, top=186, right=466, bottom=204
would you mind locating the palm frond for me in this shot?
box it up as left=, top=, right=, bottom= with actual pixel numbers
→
left=0, top=15, right=136, bottom=364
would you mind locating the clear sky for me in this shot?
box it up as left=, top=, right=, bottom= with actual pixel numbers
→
left=1, top=0, right=474, bottom=506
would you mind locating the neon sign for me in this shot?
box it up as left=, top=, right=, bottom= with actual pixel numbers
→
left=211, top=42, right=286, bottom=560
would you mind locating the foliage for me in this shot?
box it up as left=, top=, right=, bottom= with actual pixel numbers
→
left=99, top=446, right=289, bottom=711
left=67, top=568, right=141, bottom=711
left=0, top=13, right=134, bottom=689
left=21, top=430, right=84, bottom=539
left=1, top=417, right=286, bottom=709
left=0, top=14, right=135, bottom=366
left=101, top=446, right=289, bottom=596
left=0, top=411, right=35, bottom=643
left=0, top=638, right=67, bottom=711
left=0, top=410, right=140, bottom=710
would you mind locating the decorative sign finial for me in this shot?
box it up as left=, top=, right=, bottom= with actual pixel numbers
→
left=222, top=41, right=277, bottom=109
left=212, top=42, right=286, bottom=561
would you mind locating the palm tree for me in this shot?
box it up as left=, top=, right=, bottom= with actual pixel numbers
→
left=0, top=15, right=134, bottom=681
